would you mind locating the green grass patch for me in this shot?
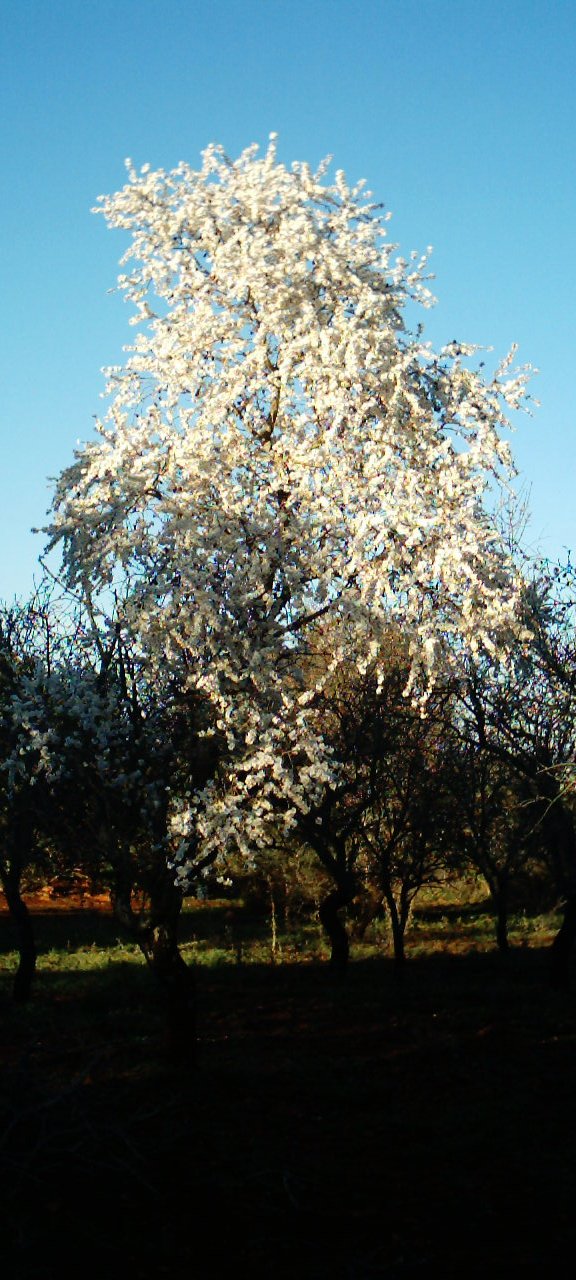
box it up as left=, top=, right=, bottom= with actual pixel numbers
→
left=0, top=882, right=564, bottom=977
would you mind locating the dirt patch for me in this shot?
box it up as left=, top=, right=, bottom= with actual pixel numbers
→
left=0, top=888, right=111, bottom=914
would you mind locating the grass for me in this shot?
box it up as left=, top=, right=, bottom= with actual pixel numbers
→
left=0, top=872, right=562, bottom=972
left=1, top=885, right=576, bottom=1277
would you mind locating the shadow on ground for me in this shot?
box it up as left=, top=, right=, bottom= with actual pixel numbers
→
left=2, top=936, right=576, bottom=1277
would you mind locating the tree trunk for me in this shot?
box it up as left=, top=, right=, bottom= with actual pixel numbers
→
left=541, top=797, right=576, bottom=988
left=383, top=891, right=407, bottom=973
left=390, top=911, right=406, bottom=970
left=1, top=812, right=37, bottom=1002
left=267, top=876, right=280, bottom=963
left=493, top=880, right=509, bottom=954
left=142, top=922, right=197, bottom=1061
left=318, top=877, right=355, bottom=976
left=111, top=876, right=196, bottom=1060
left=550, top=895, right=576, bottom=990
left=3, top=878, right=37, bottom=1003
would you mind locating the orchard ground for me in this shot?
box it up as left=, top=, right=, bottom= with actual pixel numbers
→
left=1, top=884, right=575, bottom=1278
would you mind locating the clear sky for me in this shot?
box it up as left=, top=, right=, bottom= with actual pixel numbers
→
left=1, top=0, right=575, bottom=601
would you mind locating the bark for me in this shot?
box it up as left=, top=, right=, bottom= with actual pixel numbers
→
left=142, top=922, right=197, bottom=1061
left=318, top=874, right=356, bottom=976
left=3, top=878, right=37, bottom=1002
left=1, top=811, right=37, bottom=1001
left=542, top=799, right=576, bottom=987
left=549, top=895, right=576, bottom=990
left=382, top=888, right=409, bottom=973
left=389, top=903, right=406, bottom=970
left=111, top=875, right=196, bottom=1060
left=495, top=890, right=509, bottom=954
left=267, top=876, right=280, bottom=963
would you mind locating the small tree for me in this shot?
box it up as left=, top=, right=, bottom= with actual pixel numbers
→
left=45, top=617, right=220, bottom=1053
left=287, top=631, right=456, bottom=971
left=357, top=677, right=457, bottom=969
left=0, top=593, right=67, bottom=1000
left=446, top=741, right=541, bottom=952
left=1, top=587, right=221, bottom=1048
left=459, top=562, right=576, bottom=979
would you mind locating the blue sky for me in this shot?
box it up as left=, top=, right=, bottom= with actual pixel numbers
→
left=1, top=0, right=575, bottom=601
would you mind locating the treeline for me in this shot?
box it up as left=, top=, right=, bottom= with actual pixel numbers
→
left=2, top=558, right=576, bottom=1049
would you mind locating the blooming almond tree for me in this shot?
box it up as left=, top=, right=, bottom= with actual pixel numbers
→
left=45, top=137, right=531, bottom=876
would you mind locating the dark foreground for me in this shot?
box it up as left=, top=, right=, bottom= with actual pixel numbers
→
left=1, top=911, right=576, bottom=1277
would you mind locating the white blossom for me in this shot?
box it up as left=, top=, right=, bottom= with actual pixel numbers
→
left=45, top=137, right=532, bottom=870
